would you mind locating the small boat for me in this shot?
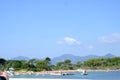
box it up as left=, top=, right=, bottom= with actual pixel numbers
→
left=62, top=72, right=74, bottom=76
left=62, top=72, right=70, bottom=76
left=81, top=70, right=88, bottom=75
left=50, top=72, right=74, bottom=76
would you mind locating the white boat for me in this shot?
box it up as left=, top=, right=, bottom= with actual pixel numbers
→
left=50, top=72, right=74, bottom=76
left=81, top=70, right=88, bottom=75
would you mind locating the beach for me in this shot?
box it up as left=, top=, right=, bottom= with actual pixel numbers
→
left=13, top=69, right=120, bottom=76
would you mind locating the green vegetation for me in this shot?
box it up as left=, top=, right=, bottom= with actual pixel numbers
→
left=83, top=57, right=120, bottom=69
left=0, top=57, right=120, bottom=71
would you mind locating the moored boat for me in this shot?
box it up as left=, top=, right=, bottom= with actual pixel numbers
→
left=81, top=70, right=88, bottom=75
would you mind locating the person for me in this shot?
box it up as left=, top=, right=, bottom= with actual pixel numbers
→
left=0, top=70, right=8, bottom=80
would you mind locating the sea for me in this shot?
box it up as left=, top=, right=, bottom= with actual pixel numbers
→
left=9, top=71, right=120, bottom=80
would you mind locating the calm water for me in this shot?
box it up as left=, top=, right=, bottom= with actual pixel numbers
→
left=10, top=71, right=120, bottom=80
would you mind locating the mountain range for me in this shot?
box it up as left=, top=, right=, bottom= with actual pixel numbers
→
left=11, top=53, right=115, bottom=64
left=11, top=56, right=30, bottom=61
left=51, top=53, right=115, bottom=64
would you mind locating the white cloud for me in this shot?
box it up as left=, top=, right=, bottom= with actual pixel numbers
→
left=98, top=33, right=120, bottom=43
left=64, top=37, right=81, bottom=45
left=57, top=37, right=81, bottom=45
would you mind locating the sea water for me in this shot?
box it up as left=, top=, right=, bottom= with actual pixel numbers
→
left=9, top=71, right=120, bottom=80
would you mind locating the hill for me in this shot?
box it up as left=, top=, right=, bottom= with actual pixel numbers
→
left=11, top=53, right=115, bottom=64
left=11, top=56, right=30, bottom=61
left=51, top=53, right=115, bottom=64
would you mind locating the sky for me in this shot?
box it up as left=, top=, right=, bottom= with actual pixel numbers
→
left=0, top=0, right=120, bottom=59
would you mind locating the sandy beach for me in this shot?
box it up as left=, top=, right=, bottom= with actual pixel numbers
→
left=13, top=69, right=120, bottom=76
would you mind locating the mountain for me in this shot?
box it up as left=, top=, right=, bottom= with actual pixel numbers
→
left=11, top=53, right=115, bottom=64
left=51, top=53, right=115, bottom=64
left=103, top=53, right=115, bottom=58
left=11, top=56, right=30, bottom=61
left=51, top=54, right=80, bottom=64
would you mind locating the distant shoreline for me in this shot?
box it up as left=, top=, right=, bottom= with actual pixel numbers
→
left=13, top=69, right=120, bottom=76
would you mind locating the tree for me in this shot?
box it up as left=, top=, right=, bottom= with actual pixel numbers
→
left=63, top=59, right=73, bottom=70
left=56, top=61, right=64, bottom=70
left=45, top=57, right=51, bottom=66
left=35, top=60, right=47, bottom=71
left=26, top=59, right=36, bottom=71
left=13, top=60, right=22, bottom=68
left=0, top=58, right=6, bottom=70
left=64, top=59, right=71, bottom=65
left=45, top=57, right=51, bottom=62
left=75, top=61, right=82, bottom=68
left=20, top=60, right=28, bottom=68
left=44, top=57, right=51, bottom=70
left=28, top=59, right=36, bottom=68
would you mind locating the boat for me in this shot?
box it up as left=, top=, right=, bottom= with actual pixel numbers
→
left=81, top=70, right=88, bottom=75
left=62, top=72, right=74, bottom=76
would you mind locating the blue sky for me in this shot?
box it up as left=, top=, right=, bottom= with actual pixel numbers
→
left=0, top=0, right=120, bottom=59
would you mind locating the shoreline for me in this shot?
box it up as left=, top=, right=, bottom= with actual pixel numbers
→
left=13, top=69, right=120, bottom=75
left=9, top=78, right=86, bottom=80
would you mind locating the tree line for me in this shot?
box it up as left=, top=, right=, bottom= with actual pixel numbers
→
left=0, top=57, right=120, bottom=71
